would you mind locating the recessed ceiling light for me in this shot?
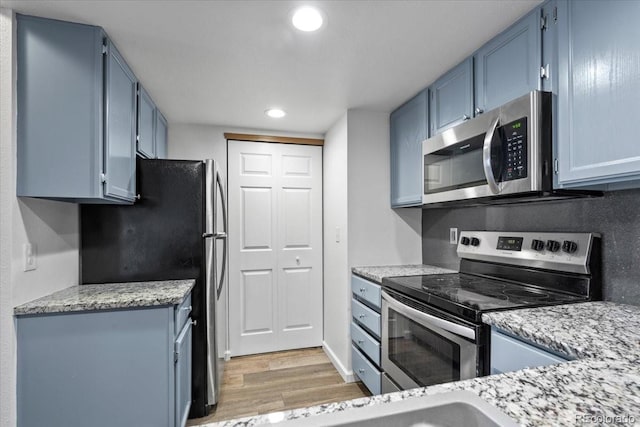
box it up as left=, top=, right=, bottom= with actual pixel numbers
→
left=265, top=108, right=286, bottom=119
left=292, top=6, right=323, bottom=32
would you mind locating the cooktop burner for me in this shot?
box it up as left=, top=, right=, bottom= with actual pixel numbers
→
left=382, top=273, right=589, bottom=322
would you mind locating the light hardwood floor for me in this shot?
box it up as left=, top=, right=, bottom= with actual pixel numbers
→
left=188, top=347, right=371, bottom=425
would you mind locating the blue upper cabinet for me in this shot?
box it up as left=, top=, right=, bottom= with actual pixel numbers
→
left=556, top=0, right=640, bottom=189
left=137, top=84, right=156, bottom=159
left=17, top=15, right=137, bottom=203
left=137, top=83, right=168, bottom=160
left=474, top=9, right=542, bottom=114
left=429, top=58, right=474, bottom=136
left=104, top=38, right=137, bottom=202
left=155, top=111, right=168, bottom=160
left=390, top=89, right=428, bottom=207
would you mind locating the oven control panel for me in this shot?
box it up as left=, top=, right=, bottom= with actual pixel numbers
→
left=457, top=231, right=600, bottom=275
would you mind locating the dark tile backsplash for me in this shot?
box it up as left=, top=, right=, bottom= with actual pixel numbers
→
left=421, top=188, right=640, bottom=305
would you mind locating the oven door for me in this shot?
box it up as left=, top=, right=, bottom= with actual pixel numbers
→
left=381, top=291, right=479, bottom=391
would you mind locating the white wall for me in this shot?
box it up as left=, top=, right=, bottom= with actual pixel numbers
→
left=322, top=109, right=422, bottom=381
left=347, top=109, right=421, bottom=266
left=1, top=9, right=80, bottom=427
left=321, top=112, right=351, bottom=378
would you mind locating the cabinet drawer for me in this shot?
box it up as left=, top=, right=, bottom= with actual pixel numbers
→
left=491, top=328, right=568, bottom=375
left=351, top=275, right=381, bottom=310
left=174, top=294, right=192, bottom=335
left=351, top=298, right=381, bottom=338
left=351, top=321, right=381, bottom=366
left=352, top=345, right=381, bottom=395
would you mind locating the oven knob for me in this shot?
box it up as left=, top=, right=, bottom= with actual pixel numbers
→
left=546, top=240, right=561, bottom=252
left=470, top=237, right=480, bottom=247
left=562, top=240, right=578, bottom=253
left=460, top=237, right=470, bottom=246
left=531, top=239, right=545, bottom=251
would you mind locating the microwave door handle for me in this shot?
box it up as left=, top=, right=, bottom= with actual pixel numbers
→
left=483, top=116, right=500, bottom=194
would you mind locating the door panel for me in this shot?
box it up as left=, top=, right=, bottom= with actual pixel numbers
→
left=282, top=188, right=311, bottom=248
left=240, top=270, right=274, bottom=334
left=229, top=141, right=322, bottom=355
left=282, top=268, right=313, bottom=330
left=241, top=188, right=273, bottom=249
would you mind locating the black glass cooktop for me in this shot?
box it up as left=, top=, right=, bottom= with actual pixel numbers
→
left=382, top=273, right=589, bottom=323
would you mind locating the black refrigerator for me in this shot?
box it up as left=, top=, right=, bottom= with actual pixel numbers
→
left=80, top=158, right=228, bottom=418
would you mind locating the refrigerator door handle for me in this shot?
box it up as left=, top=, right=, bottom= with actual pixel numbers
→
left=215, top=169, right=228, bottom=300
left=204, top=235, right=217, bottom=405
left=205, top=160, right=215, bottom=236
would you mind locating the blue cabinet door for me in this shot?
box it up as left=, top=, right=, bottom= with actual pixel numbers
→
left=474, top=9, right=542, bottom=113
left=104, top=38, right=137, bottom=202
left=16, top=15, right=105, bottom=200
left=155, top=111, right=168, bottom=159
left=429, top=58, right=473, bottom=136
left=137, top=84, right=156, bottom=159
left=556, top=0, right=640, bottom=188
left=390, top=89, right=427, bottom=207
left=175, top=319, right=193, bottom=427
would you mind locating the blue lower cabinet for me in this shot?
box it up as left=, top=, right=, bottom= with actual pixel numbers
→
left=351, top=298, right=381, bottom=338
left=351, top=275, right=382, bottom=310
left=352, top=345, right=381, bottom=395
left=16, top=298, right=192, bottom=427
left=351, top=321, right=381, bottom=365
left=350, top=273, right=383, bottom=395
left=490, top=328, right=568, bottom=375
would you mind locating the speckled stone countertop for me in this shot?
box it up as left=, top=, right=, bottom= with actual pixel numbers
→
left=202, top=301, right=640, bottom=427
left=483, top=302, right=640, bottom=362
left=14, top=280, right=195, bottom=315
left=351, top=264, right=456, bottom=284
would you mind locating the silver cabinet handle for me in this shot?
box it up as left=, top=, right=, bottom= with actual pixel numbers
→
left=482, top=116, right=501, bottom=195
left=358, top=314, right=366, bottom=319
left=358, top=369, right=365, bottom=374
left=357, top=339, right=365, bottom=345
left=181, top=305, right=192, bottom=312
left=475, top=107, right=484, bottom=115
left=359, top=287, right=366, bottom=293
left=462, top=114, right=471, bottom=121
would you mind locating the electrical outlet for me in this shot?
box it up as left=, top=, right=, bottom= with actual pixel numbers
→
left=23, top=243, right=37, bottom=271
left=449, top=228, right=458, bottom=245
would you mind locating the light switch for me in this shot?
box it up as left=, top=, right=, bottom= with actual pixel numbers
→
left=23, top=243, right=37, bottom=271
left=449, top=228, right=458, bottom=245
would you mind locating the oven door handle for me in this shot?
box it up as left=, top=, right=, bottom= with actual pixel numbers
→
left=381, top=291, right=476, bottom=341
left=483, top=116, right=500, bottom=195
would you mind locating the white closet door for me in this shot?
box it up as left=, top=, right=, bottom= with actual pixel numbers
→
left=228, top=140, right=323, bottom=356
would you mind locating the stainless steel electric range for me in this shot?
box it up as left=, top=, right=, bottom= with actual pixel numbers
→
left=380, top=231, right=601, bottom=393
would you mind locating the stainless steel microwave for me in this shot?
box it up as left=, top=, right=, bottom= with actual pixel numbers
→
left=422, top=91, right=563, bottom=206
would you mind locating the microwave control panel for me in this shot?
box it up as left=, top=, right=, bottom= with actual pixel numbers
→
left=502, top=117, right=527, bottom=181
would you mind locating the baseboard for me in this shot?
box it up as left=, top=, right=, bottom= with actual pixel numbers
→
left=322, top=341, right=356, bottom=383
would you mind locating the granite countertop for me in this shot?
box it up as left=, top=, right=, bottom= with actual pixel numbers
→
left=14, top=279, right=195, bottom=315
left=203, top=301, right=640, bottom=427
left=351, top=264, right=456, bottom=284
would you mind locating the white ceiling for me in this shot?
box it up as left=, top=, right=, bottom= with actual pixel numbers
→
left=3, top=0, right=542, bottom=134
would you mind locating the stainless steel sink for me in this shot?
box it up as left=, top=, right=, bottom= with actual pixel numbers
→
left=262, top=391, right=519, bottom=427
